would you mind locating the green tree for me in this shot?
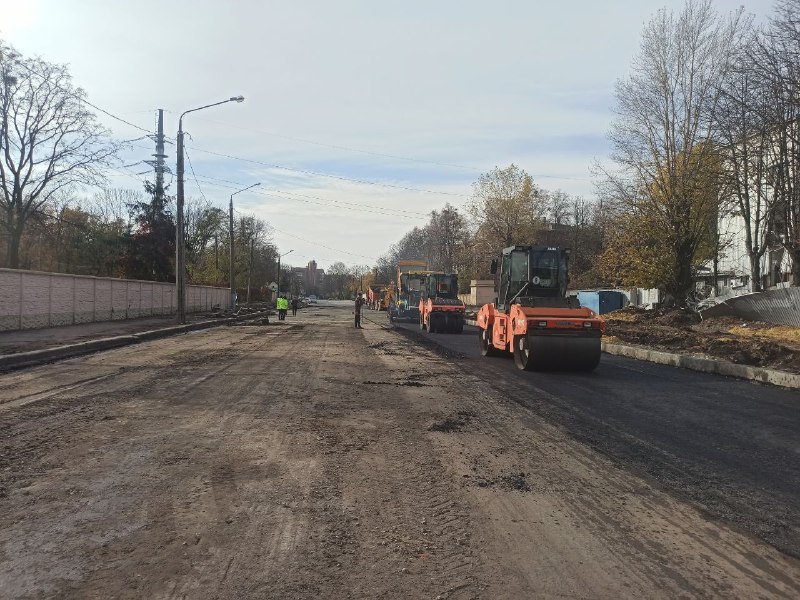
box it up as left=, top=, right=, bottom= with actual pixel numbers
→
left=122, top=181, right=176, bottom=282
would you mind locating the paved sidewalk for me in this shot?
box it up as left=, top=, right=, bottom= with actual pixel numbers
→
left=0, top=309, right=274, bottom=372
left=0, top=313, right=229, bottom=355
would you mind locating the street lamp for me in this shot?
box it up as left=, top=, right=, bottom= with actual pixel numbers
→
left=277, top=249, right=294, bottom=295
left=229, top=182, right=260, bottom=310
left=175, top=95, right=245, bottom=323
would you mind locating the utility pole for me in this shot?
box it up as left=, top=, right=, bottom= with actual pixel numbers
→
left=145, top=109, right=169, bottom=205
left=176, top=118, right=186, bottom=323
left=175, top=96, right=244, bottom=322
left=247, top=238, right=254, bottom=304
left=229, top=182, right=260, bottom=310
left=229, top=195, right=235, bottom=310
left=277, top=249, right=293, bottom=294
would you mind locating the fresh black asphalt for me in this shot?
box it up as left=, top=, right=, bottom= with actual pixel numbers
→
left=383, top=317, right=800, bottom=559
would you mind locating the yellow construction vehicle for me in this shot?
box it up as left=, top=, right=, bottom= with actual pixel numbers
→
left=387, top=260, right=430, bottom=323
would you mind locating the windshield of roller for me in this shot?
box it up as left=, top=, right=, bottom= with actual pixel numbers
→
left=528, top=249, right=568, bottom=297
left=429, top=274, right=458, bottom=299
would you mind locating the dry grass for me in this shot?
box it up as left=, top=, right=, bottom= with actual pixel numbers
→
left=603, top=311, right=638, bottom=323
left=728, top=325, right=800, bottom=347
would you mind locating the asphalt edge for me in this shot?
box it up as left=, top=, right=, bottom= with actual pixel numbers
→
left=464, top=319, right=800, bottom=390
left=0, top=311, right=272, bottom=372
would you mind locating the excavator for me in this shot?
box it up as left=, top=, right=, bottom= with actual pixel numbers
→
left=418, top=273, right=465, bottom=334
left=476, top=245, right=605, bottom=371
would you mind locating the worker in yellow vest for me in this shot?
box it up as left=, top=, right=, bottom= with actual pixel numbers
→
left=277, top=294, right=289, bottom=320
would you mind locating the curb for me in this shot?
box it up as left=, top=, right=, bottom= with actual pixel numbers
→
left=0, top=311, right=271, bottom=372
left=465, top=319, right=799, bottom=389
left=601, top=342, right=800, bottom=389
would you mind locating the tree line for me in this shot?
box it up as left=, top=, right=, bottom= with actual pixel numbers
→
left=374, top=165, right=604, bottom=293
left=376, top=0, right=800, bottom=304
left=0, top=40, right=280, bottom=297
left=3, top=0, right=799, bottom=305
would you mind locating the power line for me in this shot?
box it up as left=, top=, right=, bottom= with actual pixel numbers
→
left=184, top=147, right=208, bottom=203
left=190, top=116, right=482, bottom=172
left=110, top=160, right=429, bottom=220
left=189, top=174, right=424, bottom=221
left=6, top=57, right=153, bottom=134
left=191, top=171, right=428, bottom=218
left=81, top=98, right=152, bottom=133
left=271, top=226, right=377, bottom=261
left=186, top=145, right=469, bottom=198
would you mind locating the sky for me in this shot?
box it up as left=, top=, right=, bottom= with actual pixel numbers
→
left=0, top=0, right=777, bottom=271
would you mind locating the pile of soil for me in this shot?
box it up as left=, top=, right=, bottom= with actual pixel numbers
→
left=604, top=308, right=800, bottom=374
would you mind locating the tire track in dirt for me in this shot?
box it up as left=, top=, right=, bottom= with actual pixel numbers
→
left=377, top=323, right=800, bottom=598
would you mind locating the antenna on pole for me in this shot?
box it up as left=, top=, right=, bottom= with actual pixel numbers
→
left=145, top=109, right=171, bottom=201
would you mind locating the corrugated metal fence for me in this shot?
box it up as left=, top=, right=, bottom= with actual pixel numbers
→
left=701, top=287, right=800, bottom=326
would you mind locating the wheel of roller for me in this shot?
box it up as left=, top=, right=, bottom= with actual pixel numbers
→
left=480, top=326, right=500, bottom=356
left=513, top=334, right=537, bottom=371
left=523, top=334, right=602, bottom=371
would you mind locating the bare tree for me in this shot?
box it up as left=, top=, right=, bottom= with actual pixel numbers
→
left=0, top=42, right=118, bottom=268
left=716, top=32, right=777, bottom=291
left=425, top=203, right=467, bottom=272
left=757, top=0, right=800, bottom=285
left=90, top=187, right=141, bottom=227
left=542, top=189, right=572, bottom=226
left=602, top=0, right=748, bottom=303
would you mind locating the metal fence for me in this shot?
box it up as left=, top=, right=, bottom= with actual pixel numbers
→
left=701, top=287, right=800, bottom=326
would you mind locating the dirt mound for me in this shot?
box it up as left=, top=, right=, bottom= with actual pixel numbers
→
left=606, top=308, right=800, bottom=374
left=653, top=309, right=701, bottom=327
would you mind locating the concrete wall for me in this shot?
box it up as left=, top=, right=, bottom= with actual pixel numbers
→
left=0, top=268, right=230, bottom=332
left=459, top=280, right=496, bottom=307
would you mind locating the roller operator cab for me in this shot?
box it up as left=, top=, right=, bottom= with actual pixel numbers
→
left=418, top=273, right=466, bottom=334
left=476, top=245, right=605, bottom=371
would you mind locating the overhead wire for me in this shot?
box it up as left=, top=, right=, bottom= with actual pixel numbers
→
left=190, top=171, right=428, bottom=218
left=189, top=116, right=482, bottom=172
left=186, top=145, right=469, bottom=198
left=270, top=226, right=377, bottom=261
left=184, top=147, right=209, bottom=203
left=6, top=56, right=154, bottom=135
left=187, top=173, right=424, bottom=221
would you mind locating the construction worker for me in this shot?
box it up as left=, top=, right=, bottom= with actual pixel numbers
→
left=277, top=294, right=288, bottom=320
left=354, top=292, right=365, bottom=328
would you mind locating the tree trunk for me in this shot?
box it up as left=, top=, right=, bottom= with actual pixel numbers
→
left=791, top=248, right=800, bottom=287
left=6, top=226, right=22, bottom=269
left=749, top=253, right=762, bottom=293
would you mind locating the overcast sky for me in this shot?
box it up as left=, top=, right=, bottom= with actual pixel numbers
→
left=0, top=0, right=776, bottom=271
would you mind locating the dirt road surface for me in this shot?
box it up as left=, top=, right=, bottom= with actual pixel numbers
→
left=1, top=302, right=798, bottom=599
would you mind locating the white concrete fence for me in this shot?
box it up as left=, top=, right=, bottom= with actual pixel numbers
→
left=0, top=268, right=231, bottom=331
left=458, top=280, right=496, bottom=307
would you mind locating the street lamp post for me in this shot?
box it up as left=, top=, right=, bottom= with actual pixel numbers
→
left=229, top=182, right=260, bottom=310
left=175, top=95, right=244, bottom=323
left=277, top=249, right=294, bottom=295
